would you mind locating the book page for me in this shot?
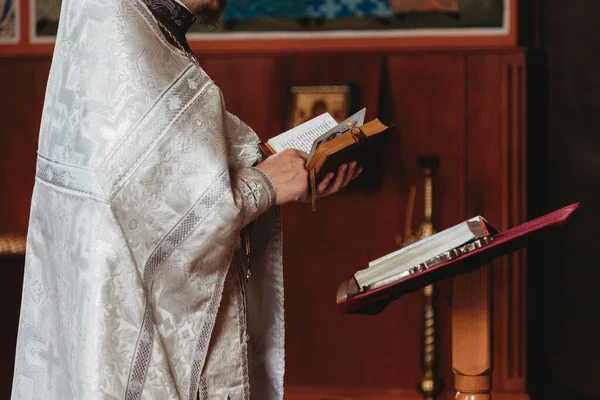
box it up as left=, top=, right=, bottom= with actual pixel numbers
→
left=267, top=113, right=338, bottom=154
left=307, top=108, right=367, bottom=160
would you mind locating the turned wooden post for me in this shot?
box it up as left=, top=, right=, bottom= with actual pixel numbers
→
left=452, top=264, right=493, bottom=400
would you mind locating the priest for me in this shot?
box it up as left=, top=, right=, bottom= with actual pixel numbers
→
left=11, top=0, right=360, bottom=399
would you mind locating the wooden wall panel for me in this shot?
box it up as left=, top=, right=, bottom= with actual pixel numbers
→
left=464, top=52, right=528, bottom=396
left=0, top=49, right=529, bottom=400
left=0, top=257, right=25, bottom=400
left=273, top=56, right=420, bottom=389
left=0, top=58, right=51, bottom=235
left=465, top=53, right=503, bottom=219
left=200, top=56, right=281, bottom=141
left=387, top=53, right=467, bottom=227
left=495, top=53, right=528, bottom=392
left=0, top=58, right=52, bottom=399
left=281, top=177, right=415, bottom=389
left=387, top=53, right=467, bottom=391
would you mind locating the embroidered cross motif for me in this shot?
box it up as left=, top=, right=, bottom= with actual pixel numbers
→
left=187, top=79, right=198, bottom=90
left=168, top=97, right=182, bottom=111
left=38, top=346, right=61, bottom=381
left=242, top=179, right=262, bottom=212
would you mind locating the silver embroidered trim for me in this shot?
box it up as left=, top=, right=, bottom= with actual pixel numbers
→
left=36, top=155, right=105, bottom=200
left=188, top=273, right=226, bottom=400
left=199, top=376, right=208, bottom=400
left=248, top=167, right=277, bottom=207
left=125, top=173, right=230, bottom=400
left=100, top=64, right=212, bottom=198
left=271, top=208, right=285, bottom=398
left=235, top=264, right=251, bottom=400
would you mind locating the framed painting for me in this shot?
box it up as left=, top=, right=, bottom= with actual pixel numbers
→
left=30, top=0, right=61, bottom=43
left=186, top=0, right=514, bottom=50
left=287, top=85, right=352, bottom=130
left=0, top=0, right=19, bottom=44
left=19, top=0, right=516, bottom=51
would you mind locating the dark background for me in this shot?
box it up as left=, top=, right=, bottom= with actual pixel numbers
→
left=528, top=1, right=600, bottom=399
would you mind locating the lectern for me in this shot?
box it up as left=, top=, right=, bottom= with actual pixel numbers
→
left=453, top=265, right=492, bottom=399
left=336, top=203, right=579, bottom=399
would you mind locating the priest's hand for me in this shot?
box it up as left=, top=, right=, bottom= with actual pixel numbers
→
left=257, top=149, right=363, bottom=206
left=314, top=161, right=363, bottom=200
left=256, top=149, right=310, bottom=205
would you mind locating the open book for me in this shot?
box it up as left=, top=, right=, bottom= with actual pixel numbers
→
left=336, top=203, right=580, bottom=315
left=259, top=108, right=394, bottom=210
left=354, top=216, right=498, bottom=292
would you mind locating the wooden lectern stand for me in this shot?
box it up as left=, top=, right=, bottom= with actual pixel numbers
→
left=413, top=155, right=495, bottom=400
left=453, top=266, right=493, bottom=399
left=337, top=203, right=578, bottom=400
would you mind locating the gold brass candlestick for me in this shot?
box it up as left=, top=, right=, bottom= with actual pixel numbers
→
left=415, top=156, right=443, bottom=400
left=397, top=184, right=417, bottom=248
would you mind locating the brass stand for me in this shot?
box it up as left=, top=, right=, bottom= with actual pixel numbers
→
left=403, top=156, right=443, bottom=400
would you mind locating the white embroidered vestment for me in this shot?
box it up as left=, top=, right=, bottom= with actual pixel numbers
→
left=11, top=1, right=285, bottom=399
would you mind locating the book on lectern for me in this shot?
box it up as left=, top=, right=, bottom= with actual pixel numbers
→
left=336, top=203, right=579, bottom=315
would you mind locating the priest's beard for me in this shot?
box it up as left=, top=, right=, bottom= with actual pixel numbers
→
left=194, top=0, right=228, bottom=29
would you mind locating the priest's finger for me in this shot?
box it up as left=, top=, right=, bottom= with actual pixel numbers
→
left=326, top=163, right=348, bottom=195
left=295, top=149, right=309, bottom=161
left=317, top=172, right=335, bottom=194
left=342, top=161, right=357, bottom=187
left=324, top=164, right=348, bottom=196
left=353, top=167, right=364, bottom=180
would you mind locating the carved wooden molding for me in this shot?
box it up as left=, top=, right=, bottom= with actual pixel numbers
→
left=0, top=233, right=27, bottom=256
left=462, top=50, right=528, bottom=395
left=495, top=53, right=528, bottom=391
